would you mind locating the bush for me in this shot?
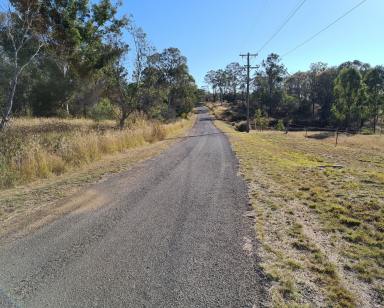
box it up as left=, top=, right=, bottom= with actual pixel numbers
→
left=89, top=98, right=117, bottom=121
left=276, top=119, right=285, bottom=131
left=235, top=121, right=249, bottom=132
left=146, top=122, right=166, bottom=142
left=254, top=109, right=269, bottom=130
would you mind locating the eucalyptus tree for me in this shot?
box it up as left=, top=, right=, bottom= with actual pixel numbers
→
left=332, top=67, right=365, bottom=130
left=103, top=21, right=154, bottom=129
left=0, top=0, right=45, bottom=129
left=204, top=70, right=218, bottom=101
left=316, top=67, right=338, bottom=125
left=339, top=60, right=371, bottom=77
left=364, top=66, right=384, bottom=133
left=129, top=25, right=154, bottom=101
left=285, top=71, right=310, bottom=103
left=43, top=0, right=129, bottom=116
left=225, top=62, right=243, bottom=102
left=308, top=62, right=327, bottom=119
left=143, top=47, right=197, bottom=118
left=260, top=53, right=287, bottom=116
left=0, top=0, right=130, bottom=122
left=214, top=69, right=227, bottom=103
left=105, top=59, right=131, bottom=129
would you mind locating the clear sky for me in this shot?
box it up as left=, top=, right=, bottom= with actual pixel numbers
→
left=121, top=0, right=384, bottom=87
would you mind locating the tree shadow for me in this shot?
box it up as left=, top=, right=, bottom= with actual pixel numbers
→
left=306, top=132, right=334, bottom=140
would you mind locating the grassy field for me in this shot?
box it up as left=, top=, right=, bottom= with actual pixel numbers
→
left=0, top=115, right=192, bottom=188
left=216, top=121, right=383, bottom=307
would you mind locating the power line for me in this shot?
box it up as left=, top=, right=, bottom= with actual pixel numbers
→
left=257, top=0, right=307, bottom=53
left=240, top=0, right=270, bottom=50
left=282, top=0, right=369, bottom=57
left=252, top=0, right=270, bottom=28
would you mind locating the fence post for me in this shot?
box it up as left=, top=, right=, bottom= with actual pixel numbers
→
left=285, top=124, right=289, bottom=134
left=335, top=129, right=339, bottom=146
left=305, top=127, right=308, bottom=138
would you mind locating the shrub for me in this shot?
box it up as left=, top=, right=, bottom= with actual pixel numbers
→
left=146, top=122, right=166, bottom=142
left=89, top=98, right=117, bottom=121
left=254, top=109, right=269, bottom=130
left=235, top=121, right=249, bottom=132
left=276, top=119, right=285, bottom=131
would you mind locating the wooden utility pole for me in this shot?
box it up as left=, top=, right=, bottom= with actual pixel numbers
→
left=240, top=52, right=258, bottom=133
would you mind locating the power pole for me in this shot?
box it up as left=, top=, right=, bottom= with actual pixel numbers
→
left=240, top=52, right=258, bottom=133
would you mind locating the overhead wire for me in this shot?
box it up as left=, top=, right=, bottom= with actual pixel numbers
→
left=282, top=0, right=369, bottom=57
left=257, top=0, right=307, bottom=53
left=238, top=0, right=270, bottom=63
left=240, top=0, right=269, bottom=49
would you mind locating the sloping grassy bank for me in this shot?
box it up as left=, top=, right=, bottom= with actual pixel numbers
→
left=216, top=121, right=383, bottom=307
left=0, top=116, right=192, bottom=188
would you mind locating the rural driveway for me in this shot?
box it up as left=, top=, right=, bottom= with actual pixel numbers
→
left=0, top=107, right=266, bottom=307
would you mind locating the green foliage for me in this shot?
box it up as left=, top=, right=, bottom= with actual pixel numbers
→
left=142, top=47, right=198, bottom=118
left=254, top=109, right=269, bottom=130
left=89, top=98, right=117, bottom=121
left=260, top=53, right=287, bottom=116
left=0, top=1, right=198, bottom=127
left=363, top=66, right=384, bottom=132
left=276, top=119, right=285, bottom=131
left=332, top=67, right=365, bottom=129
left=206, top=56, right=382, bottom=132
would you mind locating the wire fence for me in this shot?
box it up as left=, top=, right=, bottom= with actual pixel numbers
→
left=251, top=122, right=383, bottom=146
left=285, top=123, right=360, bottom=134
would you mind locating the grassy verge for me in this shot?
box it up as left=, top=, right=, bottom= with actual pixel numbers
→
left=0, top=115, right=190, bottom=188
left=0, top=116, right=195, bottom=241
left=216, top=121, right=383, bottom=307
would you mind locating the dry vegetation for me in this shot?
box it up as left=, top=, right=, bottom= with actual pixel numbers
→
left=0, top=115, right=195, bottom=240
left=216, top=121, right=383, bottom=307
left=0, top=114, right=192, bottom=189
left=206, top=102, right=229, bottom=120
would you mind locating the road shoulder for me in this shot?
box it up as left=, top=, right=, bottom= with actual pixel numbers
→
left=0, top=118, right=195, bottom=245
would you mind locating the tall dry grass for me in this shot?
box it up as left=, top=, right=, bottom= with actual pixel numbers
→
left=0, top=115, right=191, bottom=188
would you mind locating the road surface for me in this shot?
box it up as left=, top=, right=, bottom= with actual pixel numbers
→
left=0, top=107, right=266, bottom=307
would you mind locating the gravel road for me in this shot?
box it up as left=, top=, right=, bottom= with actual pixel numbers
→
left=0, top=107, right=266, bottom=307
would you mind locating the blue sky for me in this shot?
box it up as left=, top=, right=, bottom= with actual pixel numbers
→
left=121, top=0, right=384, bottom=87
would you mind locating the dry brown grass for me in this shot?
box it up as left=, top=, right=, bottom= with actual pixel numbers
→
left=206, top=101, right=229, bottom=120
left=216, top=121, right=384, bottom=308
left=323, top=132, right=384, bottom=150
left=7, top=117, right=116, bottom=134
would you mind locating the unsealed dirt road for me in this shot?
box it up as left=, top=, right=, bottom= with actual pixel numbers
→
left=0, top=107, right=266, bottom=307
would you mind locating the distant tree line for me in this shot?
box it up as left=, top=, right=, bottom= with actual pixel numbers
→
left=0, top=0, right=199, bottom=130
left=205, top=54, right=384, bottom=132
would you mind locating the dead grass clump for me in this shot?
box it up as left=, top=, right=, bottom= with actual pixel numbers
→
left=146, top=122, right=167, bottom=143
